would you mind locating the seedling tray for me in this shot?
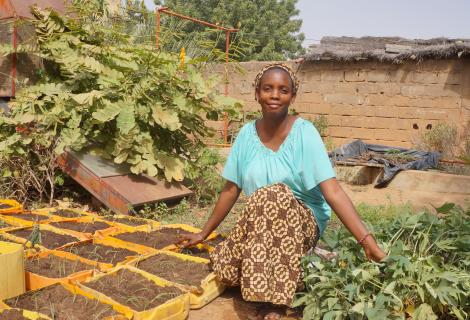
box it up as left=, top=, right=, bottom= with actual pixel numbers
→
left=0, top=199, right=22, bottom=214
left=0, top=211, right=54, bottom=228
left=131, top=251, right=225, bottom=309
left=36, top=207, right=99, bottom=219
left=48, top=217, right=118, bottom=239
left=0, top=307, right=50, bottom=320
left=58, top=236, right=152, bottom=268
left=2, top=283, right=126, bottom=320
left=79, top=265, right=189, bottom=320
left=24, top=250, right=101, bottom=291
left=3, top=225, right=85, bottom=251
left=100, top=215, right=160, bottom=233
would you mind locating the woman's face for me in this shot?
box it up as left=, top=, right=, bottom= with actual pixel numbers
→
left=255, top=69, right=295, bottom=119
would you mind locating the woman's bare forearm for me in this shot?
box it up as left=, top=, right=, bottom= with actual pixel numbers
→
left=319, top=178, right=369, bottom=241
left=200, top=181, right=241, bottom=239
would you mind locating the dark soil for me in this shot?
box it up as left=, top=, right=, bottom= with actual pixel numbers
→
left=26, top=254, right=94, bottom=278
left=53, top=209, right=83, bottom=218
left=136, top=253, right=211, bottom=287
left=85, top=268, right=183, bottom=312
left=5, top=284, right=120, bottom=320
left=113, top=227, right=194, bottom=249
left=0, top=203, right=12, bottom=209
left=110, top=217, right=148, bottom=226
left=8, top=229, right=79, bottom=249
left=180, top=247, right=211, bottom=259
left=9, top=213, right=49, bottom=222
left=62, top=242, right=138, bottom=265
left=206, top=235, right=226, bottom=246
left=50, top=221, right=110, bottom=234
left=0, top=309, right=28, bottom=320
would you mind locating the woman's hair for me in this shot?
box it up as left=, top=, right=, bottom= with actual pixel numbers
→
left=253, top=63, right=300, bottom=97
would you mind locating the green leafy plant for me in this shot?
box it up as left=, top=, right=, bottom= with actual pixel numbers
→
left=295, top=203, right=470, bottom=320
left=184, top=148, right=225, bottom=206
left=0, top=2, right=241, bottom=203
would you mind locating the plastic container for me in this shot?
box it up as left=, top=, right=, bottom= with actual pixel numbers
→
left=100, top=215, right=160, bottom=233
left=0, top=241, right=25, bottom=300
left=46, top=216, right=119, bottom=240
left=0, top=211, right=54, bottom=228
left=78, top=265, right=190, bottom=320
left=130, top=251, right=225, bottom=309
left=24, top=250, right=102, bottom=291
left=0, top=199, right=22, bottom=214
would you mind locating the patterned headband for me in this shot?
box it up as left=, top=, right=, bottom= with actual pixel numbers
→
left=253, top=63, right=300, bottom=97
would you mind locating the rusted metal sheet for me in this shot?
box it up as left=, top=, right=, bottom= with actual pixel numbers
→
left=57, top=151, right=192, bottom=215
left=0, top=0, right=68, bottom=20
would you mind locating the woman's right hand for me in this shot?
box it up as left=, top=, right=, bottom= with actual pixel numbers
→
left=178, top=231, right=206, bottom=248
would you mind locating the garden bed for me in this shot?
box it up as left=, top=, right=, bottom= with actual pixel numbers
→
left=112, top=227, right=196, bottom=250
left=52, top=209, right=84, bottom=218
left=8, top=214, right=49, bottom=222
left=50, top=221, right=111, bottom=234
left=136, top=253, right=211, bottom=288
left=84, top=268, right=184, bottom=312
left=4, top=284, right=121, bottom=320
left=61, top=242, right=139, bottom=265
left=179, top=246, right=211, bottom=259
left=7, top=228, right=80, bottom=249
left=0, top=309, right=32, bottom=320
left=26, top=253, right=92, bottom=278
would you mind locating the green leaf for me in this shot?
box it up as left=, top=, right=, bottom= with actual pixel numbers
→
left=434, top=203, right=455, bottom=214
left=92, top=101, right=122, bottom=122
left=412, top=304, right=437, bottom=320
left=151, top=104, right=181, bottom=131
left=117, top=104, right=135, bottom=134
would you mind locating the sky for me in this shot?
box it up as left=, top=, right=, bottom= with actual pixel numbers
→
left=144, top=0, right=470, bottom=48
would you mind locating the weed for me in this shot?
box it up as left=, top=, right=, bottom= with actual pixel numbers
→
left=415, top=122, right=458, bottom=158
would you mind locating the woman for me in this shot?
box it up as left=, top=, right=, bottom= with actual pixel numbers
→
left=181, top=63, right=386, bottom=320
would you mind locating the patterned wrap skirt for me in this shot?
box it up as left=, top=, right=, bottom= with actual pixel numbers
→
left=209, top=183, right=319, bottom=306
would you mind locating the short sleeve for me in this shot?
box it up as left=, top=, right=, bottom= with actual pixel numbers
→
left=221, top=126, right=246, bottom=188
left=299, top=121, right=336, bottom=190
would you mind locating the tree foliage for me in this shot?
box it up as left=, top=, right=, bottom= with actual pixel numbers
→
left=0, top=1, right=241, bottom=203
left=154, top=0, right=305, bottom=61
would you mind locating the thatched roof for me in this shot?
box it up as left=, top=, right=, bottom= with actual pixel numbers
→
left=303, top=36, right=470, bottom=63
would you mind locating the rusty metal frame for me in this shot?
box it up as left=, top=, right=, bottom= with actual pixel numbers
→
left=155, top=7, right=238, bottom=147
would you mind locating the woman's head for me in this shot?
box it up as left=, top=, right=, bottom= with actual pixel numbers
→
left=254, top=63, right=299, bottom=118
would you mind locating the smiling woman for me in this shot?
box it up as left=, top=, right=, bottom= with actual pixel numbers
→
left=179, top=63, right=386, bottom=320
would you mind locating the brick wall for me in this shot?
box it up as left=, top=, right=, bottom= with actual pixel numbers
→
left=210, top=59, right=470, bottom=149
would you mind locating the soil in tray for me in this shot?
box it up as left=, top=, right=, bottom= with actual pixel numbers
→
left=86, top=268, right=183, bottom=312
left=114, top=227, right=194, bottom=249
left=108, top=216, right=148, bottom=227
left=5, top=284, right=120, bottom=320
left=62, top=242, right=137, bottom=264
left=26, top=254, right=94, bottom=278
left=180, top=247, right=211, bottom=259
left=206, top=234, right=226, bottom=246
left=50, top=221, right=110, bottom=234
left=136, top=254, right=211, bottom=287
left=0, top=309, right=29, bottom=320
left=9, top=213, right=49, bottom=222
left=8, top=229, right=79, bottom=249
left=53, top=209, right=83, bottom=218
left=0, top=203, right=13, bottom=209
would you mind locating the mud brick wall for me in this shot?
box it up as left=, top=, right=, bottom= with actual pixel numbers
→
left=210, top=59, right=470, bottom=149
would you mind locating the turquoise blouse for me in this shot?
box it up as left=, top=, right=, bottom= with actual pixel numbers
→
left=222, top=117, right=336, bottom=235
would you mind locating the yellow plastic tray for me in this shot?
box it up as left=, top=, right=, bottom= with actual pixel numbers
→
left=159, top=224, right=222, bottom=251
left=25, top=250, right=101, bottom=291
left=100, top=215, right=161, bottom=233
left=46, top=216, right=119, bottom=240
left=1, top=283, right=127, bottom=320
left=58, top=236, right=152, bottom=269
left=0, top=211, right=54, bottom=228
left=130, top=251, right=225, bottom=309
left=79, top=265, right=190, bottom=320
left=0, top=307, right=51, bottom=319
left=1, top=225, right=86, bottom=251
left=0, top=199, right=23, bottom=214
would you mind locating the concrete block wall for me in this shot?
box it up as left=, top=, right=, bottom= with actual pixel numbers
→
left=209, top=59, right=470, bottom=149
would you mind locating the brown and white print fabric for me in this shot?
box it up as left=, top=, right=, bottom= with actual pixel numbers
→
left=209, top=183, right=319, bottom=306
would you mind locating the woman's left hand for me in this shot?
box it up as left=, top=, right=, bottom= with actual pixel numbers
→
left=361, top=236, right=387, bottom=262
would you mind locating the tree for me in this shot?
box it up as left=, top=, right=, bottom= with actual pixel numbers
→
left=154, top=0, right=305, bottom=61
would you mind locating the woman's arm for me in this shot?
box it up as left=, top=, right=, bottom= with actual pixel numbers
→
left=319, top=177, right=386, bottom=262
left=180, top=180, right=241, bottom=247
